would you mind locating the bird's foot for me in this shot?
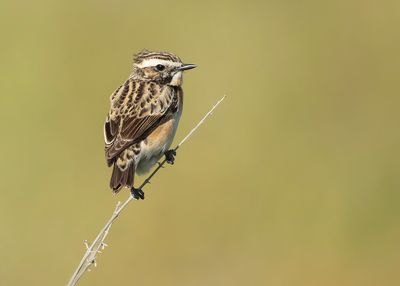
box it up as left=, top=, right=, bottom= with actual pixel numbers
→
left=130, top=187, right=144, bottom=200
left=164, top=149, right=176, bottom=165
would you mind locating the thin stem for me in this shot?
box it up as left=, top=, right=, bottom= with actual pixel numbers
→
left=67, top=96, right=226, bottom=286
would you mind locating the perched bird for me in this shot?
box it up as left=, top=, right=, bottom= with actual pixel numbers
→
left=104, top=50, right=196, bottom=199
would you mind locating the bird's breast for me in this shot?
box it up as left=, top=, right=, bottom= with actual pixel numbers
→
left=136, top=110, right=182, bottom=175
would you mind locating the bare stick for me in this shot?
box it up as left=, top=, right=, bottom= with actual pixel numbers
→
left=67, top=96, right=226, bottom=286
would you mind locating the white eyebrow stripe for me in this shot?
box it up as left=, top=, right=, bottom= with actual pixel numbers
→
left=137, top=59, right=181, bottom=68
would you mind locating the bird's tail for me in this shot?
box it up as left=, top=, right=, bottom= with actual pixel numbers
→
left=110, top=163, right=135, bottom=193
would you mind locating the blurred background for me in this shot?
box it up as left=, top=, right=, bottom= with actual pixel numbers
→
left=0, top=0, right=399, bottom=285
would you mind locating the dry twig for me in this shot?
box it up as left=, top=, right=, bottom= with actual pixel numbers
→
left=67, top=96, right=226, bottom=286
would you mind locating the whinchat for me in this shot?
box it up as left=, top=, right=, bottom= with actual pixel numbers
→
left=104, top=50, right=196, bottom=199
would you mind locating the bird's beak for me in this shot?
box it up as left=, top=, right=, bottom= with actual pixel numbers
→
left=177, top=64, right=197, bottom=71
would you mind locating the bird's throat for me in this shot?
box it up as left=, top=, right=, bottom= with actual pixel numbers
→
left=169, top=71, right=183, bottom=86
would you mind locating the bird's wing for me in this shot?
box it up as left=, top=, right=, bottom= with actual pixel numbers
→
left=104, top=80, right=179, bottom=165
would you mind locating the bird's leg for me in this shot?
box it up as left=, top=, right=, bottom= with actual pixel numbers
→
left=130, top=187, right=144, bottom=200
left=164, top=149, right=176, bottom=165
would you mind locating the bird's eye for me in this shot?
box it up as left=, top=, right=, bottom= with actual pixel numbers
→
left=155, top=64, right=165, bottom=71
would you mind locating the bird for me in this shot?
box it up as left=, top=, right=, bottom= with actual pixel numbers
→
left=103, top=50, right=196, bottom=199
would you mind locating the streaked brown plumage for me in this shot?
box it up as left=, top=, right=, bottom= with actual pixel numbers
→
left=104, top=50, right=196, bottom=198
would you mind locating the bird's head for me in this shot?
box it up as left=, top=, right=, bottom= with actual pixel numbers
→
left=131, top=50, right=196, bottom=86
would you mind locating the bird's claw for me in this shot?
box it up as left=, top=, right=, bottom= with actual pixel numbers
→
left=165, top=149, right=176, bottom=165
left=130, top=187, right=144, bottom=200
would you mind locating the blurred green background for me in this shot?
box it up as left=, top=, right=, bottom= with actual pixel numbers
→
left=1, top=0, right=399, bottom=285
